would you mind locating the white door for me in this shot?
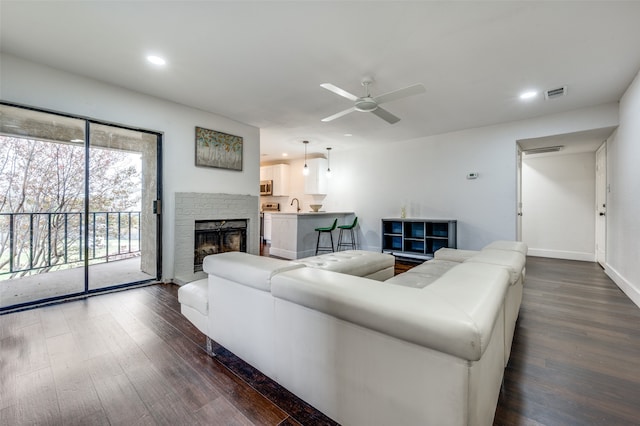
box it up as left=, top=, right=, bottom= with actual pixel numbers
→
left=516, top=147, right=523, bottom=240
left=595, top=142, right=607, bottom=267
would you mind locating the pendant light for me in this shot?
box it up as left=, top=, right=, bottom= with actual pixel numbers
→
left=326, top=147, right=332, bottom=178
left=302, top=140, right=309, bottom=176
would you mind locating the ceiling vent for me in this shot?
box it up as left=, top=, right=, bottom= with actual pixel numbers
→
left=544, top=86, right=567, bottom=100
left=522, top=145, right=564, bottom=155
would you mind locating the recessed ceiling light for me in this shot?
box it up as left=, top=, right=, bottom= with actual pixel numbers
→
left=344, top=133, right=352, bottom=137
left=282, top=153, right=288, bottom=157
left=146, top=55, right=166, bottom=66
left=519, top=91, right=538, bottom=100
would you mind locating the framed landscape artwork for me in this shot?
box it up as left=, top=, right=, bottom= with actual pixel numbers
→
left=195, top=126, right=243, bottom=171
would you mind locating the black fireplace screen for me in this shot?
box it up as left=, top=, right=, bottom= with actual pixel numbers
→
left=194, top=219, right=247, bottom=272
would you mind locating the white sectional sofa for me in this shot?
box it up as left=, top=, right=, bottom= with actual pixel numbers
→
left=178, top=243, right=526, bottom=426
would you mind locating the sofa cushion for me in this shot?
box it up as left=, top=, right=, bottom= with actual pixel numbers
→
left=272, top=262, right=510, bottom=361
left=178, top=278, right=208, bottom=316
left=483, top=240, right=528, bottom=256
left=465, top=249, right=525, bottom=284
left=203, top=251, right=304, bottom=292
left=293, top=250, right=395, bottom=280
left=385, top=259, right=459, bottom=288
left=433, top=248, right=479, bottom=263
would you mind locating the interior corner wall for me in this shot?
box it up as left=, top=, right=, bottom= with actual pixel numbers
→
left=323, top=103, right=619, bottom=252
left=606, top=69, right=640, bottom=307
left=521, top=152, right=596, bottom=261
left=0, top=53, right=260, bottom=282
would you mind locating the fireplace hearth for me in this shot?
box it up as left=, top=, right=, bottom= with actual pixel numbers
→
left=194, top=219, right=247, bottom=272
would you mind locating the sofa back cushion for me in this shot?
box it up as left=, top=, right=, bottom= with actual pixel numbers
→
left=433, top=248, right=479, bottom=263
left=271, top=262, right=510, bottom=361
left=465, top=249, right=525, bottom=284
left=203, top=251, right=304, bottom=292
left=483, top=240, right=528, bottom=256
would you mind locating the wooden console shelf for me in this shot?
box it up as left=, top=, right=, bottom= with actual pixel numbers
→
left=381, top=218, right=457, bottom=260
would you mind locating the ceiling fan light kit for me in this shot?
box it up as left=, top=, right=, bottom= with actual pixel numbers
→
left=320, top=77, right=426, bottom=124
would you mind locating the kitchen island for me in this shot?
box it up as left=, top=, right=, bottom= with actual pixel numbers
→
left=269, top=212, right=355, bottom=259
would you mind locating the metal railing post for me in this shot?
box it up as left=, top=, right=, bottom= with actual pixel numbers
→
left=9, top=213, right=14, bottom=273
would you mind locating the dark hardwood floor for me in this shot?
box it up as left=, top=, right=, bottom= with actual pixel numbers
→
left=1, top=255, right=639, bottom=425
left=495, top=257, right=640, bottom=425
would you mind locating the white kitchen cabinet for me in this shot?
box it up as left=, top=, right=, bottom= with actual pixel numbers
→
left=303, top=158, right=328, bottom=195
left=263, top=213, right=272, bottom=242
left=271, top=164, right=290, bottom=196
left=260, top=166, right=271, bottom=181
left=260, top=164, right=290, bottom=196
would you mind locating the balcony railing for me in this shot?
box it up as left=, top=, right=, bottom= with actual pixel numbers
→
left=0, top=211, right=141, bottom=276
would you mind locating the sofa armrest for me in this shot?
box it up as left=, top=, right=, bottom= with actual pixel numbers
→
left=271, top=262, right=510, bottom=361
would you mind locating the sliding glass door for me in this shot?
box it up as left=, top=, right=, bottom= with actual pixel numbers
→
left=0, top=103, right=161, bottom=311
left=87, top=123, right=158, bottom=290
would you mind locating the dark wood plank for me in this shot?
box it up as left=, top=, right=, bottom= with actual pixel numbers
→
left=50, top=360, right=104, bottom=422
left=39, top=304, right=71, bottom=338
left=91, top=372, right=153, bottom=424
left=5, top=366, right=60, bottom=424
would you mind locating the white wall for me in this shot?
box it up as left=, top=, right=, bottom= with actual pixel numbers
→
left=0, top=54, right=260, bottom=281
left=606, top=69, right=640, bottom=307
left=521, top=152, right=596, bottom=261
left=321, top=104, right=619, bottom=252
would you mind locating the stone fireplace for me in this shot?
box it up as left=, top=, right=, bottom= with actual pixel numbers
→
left=174, top=192, right=259, bottom=284
left=193, top=219, right=247, bottom=272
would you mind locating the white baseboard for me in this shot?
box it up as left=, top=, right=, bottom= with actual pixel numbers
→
left=268, top=246, right=297, bottom=260
left=605, top=264, right=640, bottom=309
left=527, top=248, right=595, bottom=262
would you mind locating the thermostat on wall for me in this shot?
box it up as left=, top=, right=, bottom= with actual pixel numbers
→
left=467, top=172, right=479, bottom=179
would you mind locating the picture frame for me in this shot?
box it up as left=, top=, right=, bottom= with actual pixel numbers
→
left=195, top=126, right=243, bottom=171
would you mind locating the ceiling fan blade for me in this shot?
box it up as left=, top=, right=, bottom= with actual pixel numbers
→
left=371, top=107, right=401, bottom=124
left=320, top=83, right=359, bottom=101
left=374, top=83, right=426, bottom=105
left=321, top=106, right=356, bottom=122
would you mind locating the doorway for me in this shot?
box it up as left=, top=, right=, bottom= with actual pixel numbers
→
left=517, top=127, right=614, bottom=261
left=0, top=103, right=162, bottom=311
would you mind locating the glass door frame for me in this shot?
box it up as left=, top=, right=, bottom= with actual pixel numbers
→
left=0, top=101, right=162, bottom=312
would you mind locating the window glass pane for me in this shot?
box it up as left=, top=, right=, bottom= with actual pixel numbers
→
left=1, top=104, right=86, bottom=308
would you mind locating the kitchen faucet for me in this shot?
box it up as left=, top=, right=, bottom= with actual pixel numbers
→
left=290, top=198, right=301, bottom=212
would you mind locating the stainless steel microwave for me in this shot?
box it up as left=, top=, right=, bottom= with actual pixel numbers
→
left=260, top=180, right=273, bottom=196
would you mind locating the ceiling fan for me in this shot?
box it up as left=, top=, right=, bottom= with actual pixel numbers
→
left=320, top=77, right=426, bottom=124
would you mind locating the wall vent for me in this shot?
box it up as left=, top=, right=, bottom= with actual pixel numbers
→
left=545, top=86, right=567, bottom=100
left=522, top=145, right=564, bottom=155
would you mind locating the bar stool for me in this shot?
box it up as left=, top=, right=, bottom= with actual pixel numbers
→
left=337, top=216, right=358, bottom=251
left=315, top=218, right=337, bottom=255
